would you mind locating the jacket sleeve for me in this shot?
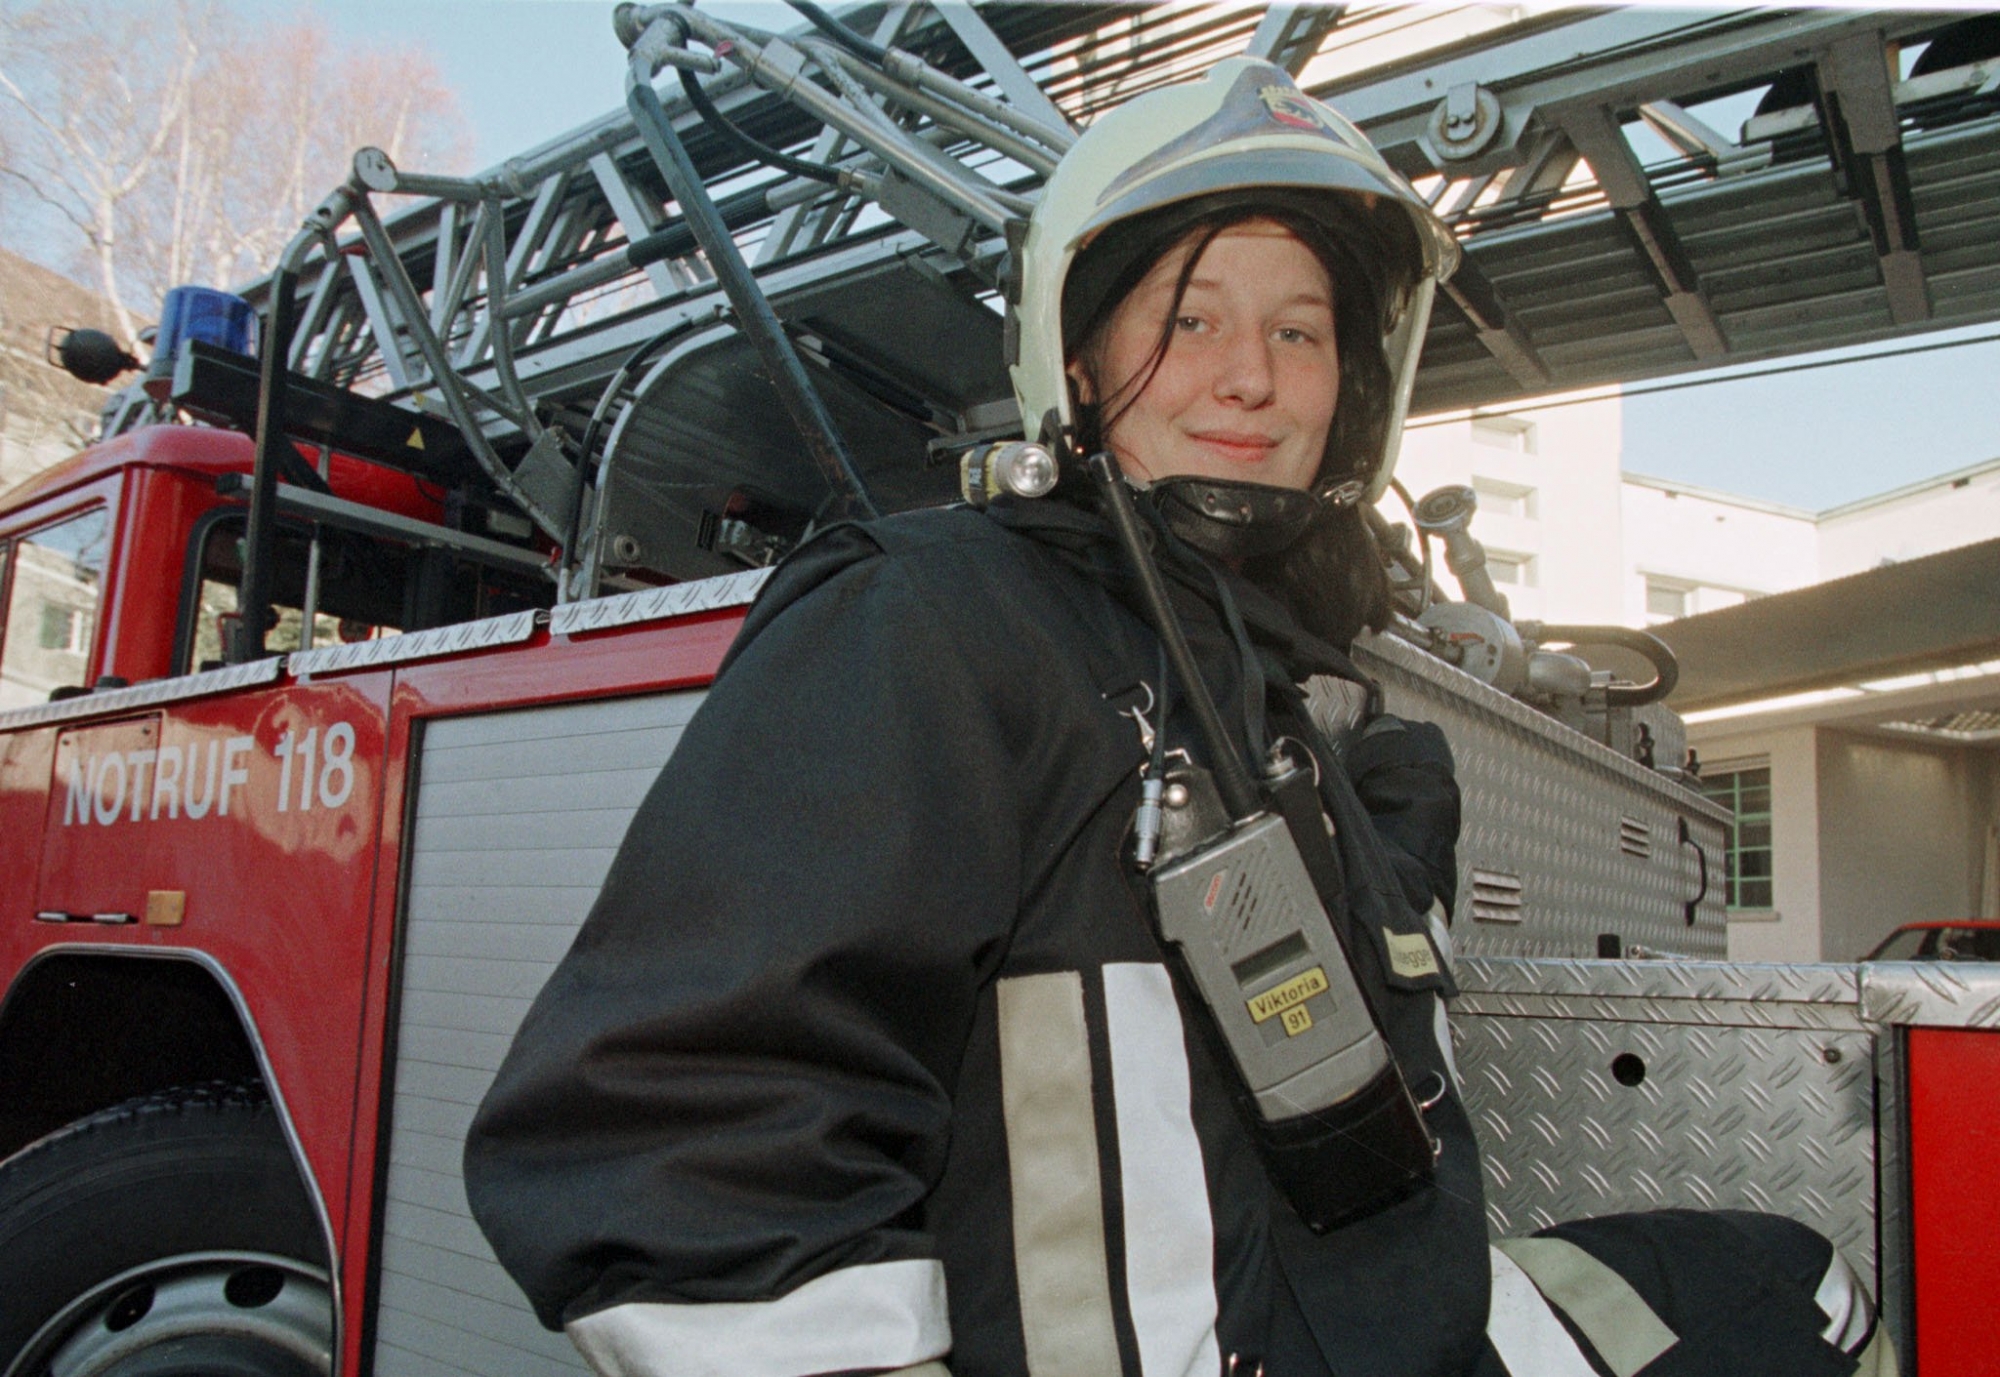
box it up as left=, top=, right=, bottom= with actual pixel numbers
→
left=464, top=535, right=1027, bottom=1375
left=1343, top=715, right=1461, bottom=914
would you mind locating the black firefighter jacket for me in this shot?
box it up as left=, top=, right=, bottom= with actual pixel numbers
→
left=464, top=498, right=1493, bottom=1377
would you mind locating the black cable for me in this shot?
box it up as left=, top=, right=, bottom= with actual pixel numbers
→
left=1150, top=642, right=1171, bottom=781
left=1087, top=451, right=1260, bottom=821
left=677, top=66, right=842, bottom=185
left=785, top=0, right=890, bottom=63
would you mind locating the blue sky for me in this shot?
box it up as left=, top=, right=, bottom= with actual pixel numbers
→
left=78, top=1, right=2000, bottom=509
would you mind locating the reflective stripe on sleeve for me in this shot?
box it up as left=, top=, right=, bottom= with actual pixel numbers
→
left=1812, top=1244, right=1874, bottom=1353
left=998, top=971, right=1124, bottom=1377
left=564, top=1258, right=950, bottom=1377
left=1484, top=1245, right=1600, bottom=1377
left=1104, top=963, right=1223, bottom=1377
left=1495, top=1236, right=1678, bottom=1377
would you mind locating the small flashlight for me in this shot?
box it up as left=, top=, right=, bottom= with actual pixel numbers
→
left=960, top=442, right=1058, bottom=506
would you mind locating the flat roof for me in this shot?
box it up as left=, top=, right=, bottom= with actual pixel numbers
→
left=1654, top=536, right=2000, bottom=712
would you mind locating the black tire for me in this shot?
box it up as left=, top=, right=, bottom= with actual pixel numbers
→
left=0, top=1080, right=332, bottom=1377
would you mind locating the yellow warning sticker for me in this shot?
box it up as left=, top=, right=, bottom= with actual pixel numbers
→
left=1281, top=1004, right=1314, bottom=1037
left=1386, top=931, right=1441, bottom=979
left=1247, top=966, right=1328, bottom=1023
left=407, top=427, right=426, bottom=451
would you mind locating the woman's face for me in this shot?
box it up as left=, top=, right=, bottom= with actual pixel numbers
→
left=1071, top=219, right=1340, bottom=492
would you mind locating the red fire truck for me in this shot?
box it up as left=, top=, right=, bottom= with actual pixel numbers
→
left=3, top=5, right=1997, bottom=1375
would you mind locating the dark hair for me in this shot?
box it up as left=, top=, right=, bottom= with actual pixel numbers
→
left=1064, top=197, right=1396, bottom=647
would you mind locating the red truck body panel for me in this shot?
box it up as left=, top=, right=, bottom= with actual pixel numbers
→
left=2, top=425, right=752, bottom=1364
left=0, top=608, right=748, bottom=1369
left=1907, top=1026, right=2000, bottom=1376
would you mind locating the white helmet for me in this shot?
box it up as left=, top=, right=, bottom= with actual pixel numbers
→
left=1009, top=56, right=1458, bottom=504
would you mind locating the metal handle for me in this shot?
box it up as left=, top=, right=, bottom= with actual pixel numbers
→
left=1679, top=816, right=1710, bottom=925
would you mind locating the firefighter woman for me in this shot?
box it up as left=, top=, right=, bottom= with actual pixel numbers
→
left=467, top=58, right=1889, bottom=1377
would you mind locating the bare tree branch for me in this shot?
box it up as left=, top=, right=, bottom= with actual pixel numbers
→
left=0, top=0, right=470, bottom=351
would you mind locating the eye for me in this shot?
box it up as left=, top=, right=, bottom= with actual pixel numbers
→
left=1173, top=314, right=1210, bottom=334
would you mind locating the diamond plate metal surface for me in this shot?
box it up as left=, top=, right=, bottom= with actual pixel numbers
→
left=1455, top=1010, right=1878, bottom=1273
left=1353, top=633, right=1728, bottom=960
left=1453, top=953, right=2000, bottom=1333
left=0, top=658, right=283, bottom=732
left=287, top=610, right=539, bottom=677
left=1458, top=955, right=1864, bottom=1010
left=1859, top=961, right=2000, bottom=1030
left=549, top=567, right=772, bottom=637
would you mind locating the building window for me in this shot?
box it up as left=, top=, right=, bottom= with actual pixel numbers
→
left=38, top=604, right=80, bottom=651
left=1645, top=577, right=1691, bottom=622
left=1472, top=475, right=1537, bottom=519
left=1486, top=550, right=1536, bottom=586
left=1645, top=577, right=1762, bottom=622
left=1700, top=765, right=1773, bottom=910
left=1471, top=415, right=1536, bottom=453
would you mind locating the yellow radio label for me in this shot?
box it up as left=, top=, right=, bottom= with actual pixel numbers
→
left=1281, top=1005, right=1314, bottom=1037
left=1385, top=931, right=1441, bottom=979
left=1247, top=966, right=1328, bottom=1023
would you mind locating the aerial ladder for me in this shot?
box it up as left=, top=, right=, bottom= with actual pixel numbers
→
left=122, top=3, right=2000, bottom=631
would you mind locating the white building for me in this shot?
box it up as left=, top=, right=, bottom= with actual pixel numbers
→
left=1387, top=391, right=2000, bottom=963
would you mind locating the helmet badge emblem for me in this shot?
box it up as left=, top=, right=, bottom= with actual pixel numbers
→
left=1260, top=86, right=1330, bottom=136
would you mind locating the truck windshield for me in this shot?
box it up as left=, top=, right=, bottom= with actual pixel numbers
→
left=0, top=507, right=110, bottom=707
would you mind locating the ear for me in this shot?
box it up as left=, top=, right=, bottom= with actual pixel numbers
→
left=1065, top=356, right=1096, bottom=406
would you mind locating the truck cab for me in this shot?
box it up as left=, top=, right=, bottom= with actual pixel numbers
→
left=0, top=425, right=552, bottom=703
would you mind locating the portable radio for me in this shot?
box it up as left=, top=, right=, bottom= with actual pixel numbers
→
left=1148, top=761, right=1435, bottom=1231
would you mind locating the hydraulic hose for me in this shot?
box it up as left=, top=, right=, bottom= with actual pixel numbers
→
left=677, top=65, right=843, bottom=185
left=785, top=0, right=890, bottom=63
left=1531, top=624, right=1681, bottom=706
left=562, top=318, right=696, bottom=593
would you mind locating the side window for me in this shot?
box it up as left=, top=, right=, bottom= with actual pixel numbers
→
left=0, top=508, right=111, bottom=706
left=176, top=508, right=553, bottom=675
left=183, top=515, right=404, bottom=672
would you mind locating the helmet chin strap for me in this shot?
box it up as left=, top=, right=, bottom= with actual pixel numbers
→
left=1147, top=476, right=1324, bottom=560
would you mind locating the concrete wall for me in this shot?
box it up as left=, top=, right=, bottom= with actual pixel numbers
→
left=1391, top=392, right=1627, bottom=624
left=1620, top=477, right=1819, bottom=622
left=1693, top=724, right=1824, bottom=963
left=1814, top=731, right=2000, bottom=960
left=1817, top=458, right=2000, bottom=579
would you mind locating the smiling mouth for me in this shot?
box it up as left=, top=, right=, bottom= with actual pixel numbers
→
left=1189, top=432, right=1280, bottom=462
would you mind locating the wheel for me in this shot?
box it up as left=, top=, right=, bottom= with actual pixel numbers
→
left=0, top=1081, right=332, bottom=1377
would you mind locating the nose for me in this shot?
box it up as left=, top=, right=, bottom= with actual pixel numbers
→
left=1213, top=330, right=1274, bottom=408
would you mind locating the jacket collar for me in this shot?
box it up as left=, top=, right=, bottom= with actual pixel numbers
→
left=982, top=496, right=1369, bottom=688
